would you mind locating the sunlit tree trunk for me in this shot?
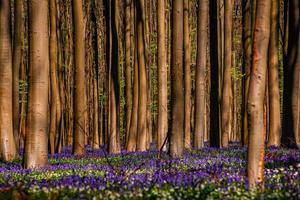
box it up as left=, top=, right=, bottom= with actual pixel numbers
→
left=24, top=0, right=49, bottom=168
left=170, top=0, right=184, bottom=158
left=267, top=0, right=281, bottom=147
left=221, top=0, right=233, bottom=148
left=194, top=0, right=209, bottom=149
left=247, top=0, right=271, bottom=189
left=157, top=0, right=168, bottom=150
left=136, top=0, right=148, bottom=151
left=282, top=0, right=300, bottom=147
left=12, top=0, right=24, bottom=150
left=73, top=0, right=86, bottom=155
left=0, top=0, right=17, bottom=162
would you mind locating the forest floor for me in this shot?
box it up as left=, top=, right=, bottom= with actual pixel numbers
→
left=0, top=145, right=299, bottom=199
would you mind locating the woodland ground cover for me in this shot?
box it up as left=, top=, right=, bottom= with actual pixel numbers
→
left=0, top=146, right=299, bottom=200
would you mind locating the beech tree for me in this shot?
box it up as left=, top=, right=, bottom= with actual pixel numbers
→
left=0, top=0, right=17, bottom=161
left=24, top=0, right=49, bottom=168
left=247, top=0, right=271, bottom=189
left=170, top=0, right=184, bottom=158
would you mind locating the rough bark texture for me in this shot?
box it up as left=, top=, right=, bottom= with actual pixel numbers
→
left=24, top=0, right=49, bottom=168
left=136, top=0, right=148, bottom=151
left=282, top=0, right=300, bottom=147
left=194, top=0, right=208, bottom=149
left=267, top=0, right=281, bottom=147
left=73, top=0, right=86, bottom=155
left=247, top=0, right=271, bottom=189
left=12, top=0, right=24, bottom=150
left=0, top=0, right=17, bottom=162
left=221, top=0, right=233, bottom=148
left=157, top=0, right=168, bottom=150
left=183, top=0, right=191, bottom=149
left=170, top=0, right=184, bottom=158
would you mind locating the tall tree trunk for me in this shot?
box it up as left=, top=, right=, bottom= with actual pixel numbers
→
left=136, top=0, right=148, bottom=151
left=0, top=0, right=17, bottom=162
left=282, top=0, right=300, bottom=147
left=267, top=0, right=281, bottom=147
left=183, top=0, right=191, bottom=149
left=24, top=0, right=49, bottom=168
left=49, top=0, right=62, bottom=154
left=157, top=0, right=168, bottom=150
left=170, top=0, right=184, bottom=158
left=12, top=0, right=24, bottom=150
left=221, top=0, right=233, bottom=148
left=125, top=0, right=132, bottom=140
left=247, top=0, right=271, bottom=189
left=209, top=0, right=220, bottom=147
left=73, top=0, right=86, bottom=155
left=194, top=0, right=209, bottom=149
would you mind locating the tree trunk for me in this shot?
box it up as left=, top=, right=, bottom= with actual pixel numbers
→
left=73, top=0, right=86, bottom=155
left=0, top=0, right=17, bottom=162
left=247, top=0, right=271, bottom=189
left=136, top=0, right=148, bottom=151
left=170, top=0, right=184, bottom=158
left=12, top=0, right=24, bottom=150
left=157, top=0, right=168, bottom=151
left=267, top=0, right=281, bottom=147
left=194, top=0, right=208, bottom=149
left=282, top=0, right=300, bottom=147
left=221, top=0, right=233, bottom=148
left=24, top=0, right=49, bottom=168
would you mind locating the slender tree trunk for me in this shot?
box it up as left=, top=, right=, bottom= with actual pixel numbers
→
left=221, top=0, right=233, bottom=148
left=267, top=0, right=281, bottom=147
left=125, top=0, right=132, bottom=140
left=12, top=0, right=24, bottom=150
left=24, top=0, right=49, bottom=168
left=183, top=0, right=191, bottom=149
left=247, top=0, right=271, bottom=189
left=194, top=0, right=208, bottom=149
left=49, top=0, right=62, bottom=154
left=136, top=0, right=148, bottom=151
left=73, top=0, right=86, bottom=155
left=157, top=0, right=168, bottom=150
left=0, top=0, right=17, bottom=162
left=170, top=0, right=184, bottom=158
left=282, top=0, right=300, bottom=147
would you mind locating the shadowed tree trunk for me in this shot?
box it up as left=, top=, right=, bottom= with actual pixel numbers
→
left=170, top=0, right=184, bottom=158
left=247, top=0, right=271, bottom=189
left=136, top=0, right=148, bottom=151
left=221, top=0, right=233, bottom=148
left=0, top=0, right=17, bottom=162
left=24, top=0, right=49, bottom=168
left=157, top=0, right=168, bottom=150
left=49, top=0, right=62, bottom=154
left=282, top=0, right=300, bottom=147
left=194, top=0, right=208, bottom=149
left=267, top=0, right=281, bottom=147
left=73, top=0, right=86, bottom=155
left=183, top=0, right=191, bottom=149
left=12, top=0, right=24, bottom=150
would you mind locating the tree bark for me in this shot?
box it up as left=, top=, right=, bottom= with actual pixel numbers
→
left=170, top=0, right=184, bottom=158
left=0, top=0, right=17, bottom=162
left=267, top=0, right=281, bottom=147
left=157, top=0, right=168, bottom=150
left=194, top=0, right=208, bottom=149
left=73, top=0, right=86, bottom=155
left=221, top=0, right=233, bottom=148
left=24, top=0, right=49, bottom=168
left=247, top=0, right=271, bottom=189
